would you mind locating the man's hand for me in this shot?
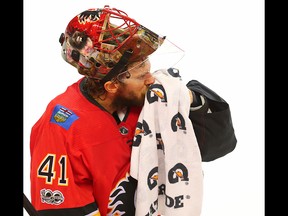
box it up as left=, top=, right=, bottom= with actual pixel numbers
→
left=189, top=89, right=193, bottom=105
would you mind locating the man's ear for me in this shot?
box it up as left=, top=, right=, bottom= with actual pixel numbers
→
left=104, top=81, right=118, bottom=94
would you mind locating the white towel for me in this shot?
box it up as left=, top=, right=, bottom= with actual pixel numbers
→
left=130, top=68, right=203, bottom=216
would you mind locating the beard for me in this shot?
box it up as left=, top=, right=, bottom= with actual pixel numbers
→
left=112, top=87, right=147, bottom=109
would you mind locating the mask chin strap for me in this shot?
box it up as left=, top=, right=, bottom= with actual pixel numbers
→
left=101, top=49, right=133, bottom=83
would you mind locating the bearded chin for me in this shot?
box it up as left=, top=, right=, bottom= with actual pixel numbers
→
left=113, top=92, right=145, bottom=109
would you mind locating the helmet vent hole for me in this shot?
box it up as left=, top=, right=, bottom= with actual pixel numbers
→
left=107, top=62, right=114, bottom=68
left=95, top=62, right=101, bottom=67
left=71, top=50, right=80, bottom=62
left=59, top=33, right=65, bottom=45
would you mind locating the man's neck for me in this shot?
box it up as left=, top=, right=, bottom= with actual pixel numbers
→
left=93, top=95, right=117, bottom=114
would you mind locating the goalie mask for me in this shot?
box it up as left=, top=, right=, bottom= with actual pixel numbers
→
left=59, top=5, right=165, bottom=81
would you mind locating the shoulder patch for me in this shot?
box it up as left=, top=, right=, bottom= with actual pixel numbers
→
left=50, top=105, right=79, bottom=130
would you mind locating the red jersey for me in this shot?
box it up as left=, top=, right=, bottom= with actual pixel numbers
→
left=30, top=77, right=141, bottom=216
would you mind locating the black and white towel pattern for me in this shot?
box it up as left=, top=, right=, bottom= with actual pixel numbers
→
left=130, top=68, right=203, bottom=216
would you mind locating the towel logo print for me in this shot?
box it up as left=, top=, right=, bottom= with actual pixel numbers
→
left=156, top=133, right=165, bottom=153
left=147, top=84, right=167, bottom=104
left=146, top=163, right=190, bottom=214
left=167, top=67, right=181, bottom=78
left=133, top=120, right=152, bottom=147
left=171, top=112, right=187, bottom=132
left=148, top=167, right=158, bottom=190
left=168, top=163, right=189, bottom=183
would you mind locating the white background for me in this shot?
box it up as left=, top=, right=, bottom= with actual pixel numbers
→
left=23, top=0, right=264, bottom=215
